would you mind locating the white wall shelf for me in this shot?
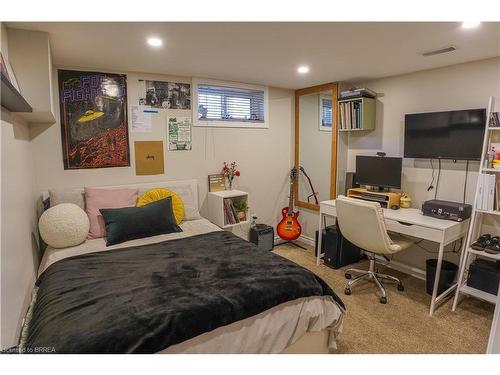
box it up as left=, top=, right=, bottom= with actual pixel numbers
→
left=6, top=27, right=56, bottom=125
left=1, top=71, right=32, bottom=112
left=207, top=190, right=249, bottom=229
left=476, top=209, right=500, bottom=216
left=338, top=96, right=376, bottom=131
left=468, top=248, right=500, bottom=261
left=459, top=284, right=497, bottom=304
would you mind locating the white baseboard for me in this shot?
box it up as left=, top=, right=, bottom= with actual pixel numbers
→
left=274, top=235, right=314, bottom=247
left=274, top=235, right=426, bottom=280
left=298, top=234, right=315, bottom=246
left=374, top=255, right=426, bottom=280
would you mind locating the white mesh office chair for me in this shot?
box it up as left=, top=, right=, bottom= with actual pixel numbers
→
left=335, top=195, right=414, bottom=304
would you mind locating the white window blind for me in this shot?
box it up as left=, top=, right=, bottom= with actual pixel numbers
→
left=198, top=84, right=265, bottom=123
left=321, top=98, right=333, bottom=127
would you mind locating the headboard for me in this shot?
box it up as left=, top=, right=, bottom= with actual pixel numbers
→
left=40, top=179, right=201, bottom=221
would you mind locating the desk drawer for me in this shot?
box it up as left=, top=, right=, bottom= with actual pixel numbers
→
left=320, top=204, right=336, bottom=217
left=385, top=220, right=442, bottom=243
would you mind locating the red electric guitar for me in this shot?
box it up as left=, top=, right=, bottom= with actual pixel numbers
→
left=276, top=168, right=302, bottom=241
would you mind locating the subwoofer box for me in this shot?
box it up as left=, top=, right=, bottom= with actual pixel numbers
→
left=249, top=224, right=274, bottom=251
left=467, top=259, right=500, bottom=295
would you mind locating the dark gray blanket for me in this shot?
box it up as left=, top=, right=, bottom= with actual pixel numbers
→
left=22, top=231, right=344, bottom=353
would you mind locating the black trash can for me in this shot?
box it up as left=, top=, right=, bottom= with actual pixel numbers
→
left=425, top=259, right=458, bottom=296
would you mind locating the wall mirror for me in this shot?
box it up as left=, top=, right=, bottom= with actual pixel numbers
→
left=294, top=83, right=339, bottom=211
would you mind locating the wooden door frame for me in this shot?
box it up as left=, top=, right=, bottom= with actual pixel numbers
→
left=294, top=82, right=339, bottom=212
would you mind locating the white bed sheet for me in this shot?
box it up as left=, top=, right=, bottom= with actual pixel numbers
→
left=38, top=218, right=221, bottom=276
left=35, top=218, right=344, bottom=353
left=162, top=295, right=343, bottom=354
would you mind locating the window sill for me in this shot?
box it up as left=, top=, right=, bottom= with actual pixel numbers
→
left=193, top=120, right=269, bottom=129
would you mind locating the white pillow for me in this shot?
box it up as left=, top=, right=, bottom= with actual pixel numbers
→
left=39, top=203, right=90, bottom=249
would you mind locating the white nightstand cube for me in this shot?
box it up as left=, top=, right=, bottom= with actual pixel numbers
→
left=207, top=190, right=249, bottom=229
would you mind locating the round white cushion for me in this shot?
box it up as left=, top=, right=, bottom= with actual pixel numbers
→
left=39, top=203, right=90, bottom=249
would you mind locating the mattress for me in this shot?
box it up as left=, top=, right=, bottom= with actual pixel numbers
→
left=38, top=218, right=221, bottom=276
left=27, top=218, right=344, bottom=353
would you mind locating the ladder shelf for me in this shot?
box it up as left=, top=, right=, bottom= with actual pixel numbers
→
left=452, top=96, right=500, bottom=312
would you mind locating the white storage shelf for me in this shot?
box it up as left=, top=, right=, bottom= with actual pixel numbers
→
left=207, top=190, right=249, bottom=229
left=459, top=285, right=497, bottom=304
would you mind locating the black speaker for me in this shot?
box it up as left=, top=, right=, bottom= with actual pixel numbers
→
left=467, top=259, right=500, bottom=295
left=250, top=224, right=274, bottom=251
left=345, top=172, right=359, bottom=194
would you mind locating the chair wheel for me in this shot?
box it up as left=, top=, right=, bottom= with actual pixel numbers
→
left=344, top=287, right=352, bottom=295
left=380, top=296, right=387, bottom=304
left=397, top=283, right=404, bottom=291
left=345, top=273, right=352, bottom=279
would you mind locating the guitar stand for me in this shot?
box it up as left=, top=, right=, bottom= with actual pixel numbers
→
left=277, top=241, right=307, bottom=250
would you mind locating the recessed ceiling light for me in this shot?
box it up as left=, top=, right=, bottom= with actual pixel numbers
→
left=462, top=21, right=481, bottom=29
left=147, top=37, right=163, bottom=47
left=297, top=66, right=309, bottom=74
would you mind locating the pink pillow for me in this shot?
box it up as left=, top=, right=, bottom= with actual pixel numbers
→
left=85, top=188, right=138, bottom=239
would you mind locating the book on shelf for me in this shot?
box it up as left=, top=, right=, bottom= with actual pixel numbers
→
left=489, top=112, right=500, bottom=128
left=223, top=198, right=240, bottom=225
left=476, top=173, right=497, bottom=211
left=339, top=100, right=362, bottom=129
left=339, top=87, right=376, bottom=99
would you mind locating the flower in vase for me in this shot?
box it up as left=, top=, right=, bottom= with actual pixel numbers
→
left=221, top=161, right=241, bottom=190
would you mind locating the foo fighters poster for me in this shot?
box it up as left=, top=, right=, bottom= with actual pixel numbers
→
left=58, top=69, right=130, bottom=169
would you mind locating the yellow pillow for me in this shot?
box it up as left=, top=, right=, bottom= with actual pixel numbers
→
left=137, top=188, right=185, bottom=225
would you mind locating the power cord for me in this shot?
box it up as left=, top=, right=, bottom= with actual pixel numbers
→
left=463, top=160, right=469, bottom=204
left=427, top=159, right=436, bottom=192
left=434, top=158, right=442, bottom=200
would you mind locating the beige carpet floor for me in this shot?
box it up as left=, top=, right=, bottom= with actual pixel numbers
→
left=273, top=243, right=494, bottom=354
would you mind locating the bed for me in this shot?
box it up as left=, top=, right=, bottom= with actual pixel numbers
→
left=19, top=180, right=345, bottom=354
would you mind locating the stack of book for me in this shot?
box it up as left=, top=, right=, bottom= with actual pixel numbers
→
left=476, top=174, right=498, bottom=211
left=223, top=198, right=240, bottom=225
left=339, top=100, right=362, bottom=130
left=339, top=87, right=376, bottom=100
left=489, top=112, right=500, bottom=127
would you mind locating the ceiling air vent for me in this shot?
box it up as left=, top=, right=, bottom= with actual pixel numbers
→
left=421, top=46, right=456, bottom=57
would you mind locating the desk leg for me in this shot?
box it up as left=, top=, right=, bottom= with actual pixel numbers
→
left=317, top=213, right=324, bottom=266
left=429, top=242, right=445, bottom=316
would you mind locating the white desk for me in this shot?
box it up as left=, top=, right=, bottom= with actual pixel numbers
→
left=317, top=199, right=469, bottom=316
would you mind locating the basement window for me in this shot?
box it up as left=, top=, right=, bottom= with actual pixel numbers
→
left=319, top=95, right=333, bottom=131
left=193, top=79, right=268, bottom=128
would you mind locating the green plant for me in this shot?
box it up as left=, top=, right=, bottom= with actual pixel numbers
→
left=233, top=200, right=248, bottom=212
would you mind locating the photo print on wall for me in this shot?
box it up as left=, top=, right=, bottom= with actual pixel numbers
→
left=58, top=69, right=130, bottom=169
left=138, top=79, right=191, bottom=109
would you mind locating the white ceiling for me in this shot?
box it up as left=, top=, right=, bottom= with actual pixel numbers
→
left=7, top=22, right=500, bottom=89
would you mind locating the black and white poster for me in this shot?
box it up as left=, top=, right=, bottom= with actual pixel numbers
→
left=138, top=79, right=191, bottom=109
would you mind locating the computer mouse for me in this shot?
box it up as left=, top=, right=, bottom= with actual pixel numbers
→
left=390, top=205, right=400, bottom=210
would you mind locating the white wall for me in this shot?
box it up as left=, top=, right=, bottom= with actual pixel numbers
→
left=0, top=24, right=38, bottom=349
left=300, top=57, right=500, bottom=270
left=1, top=63, right=293, bottom=348
left=29, top=67, right=294, bottom=238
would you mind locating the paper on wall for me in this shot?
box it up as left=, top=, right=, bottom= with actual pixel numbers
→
left=168, top=117, right=192, bottom=151
left=134, top=141, right=164, bottom=175
left=131, top=105, right=153, bottom=132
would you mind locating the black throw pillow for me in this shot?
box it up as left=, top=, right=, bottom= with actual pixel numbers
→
left=100, top=197, right=182, bottom=246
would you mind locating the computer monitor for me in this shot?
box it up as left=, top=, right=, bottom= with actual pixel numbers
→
left=355, top=156, right=402, bottom=191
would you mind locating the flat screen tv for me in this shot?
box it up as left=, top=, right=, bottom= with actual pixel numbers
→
left=404, top=109, right=486, bottom=160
